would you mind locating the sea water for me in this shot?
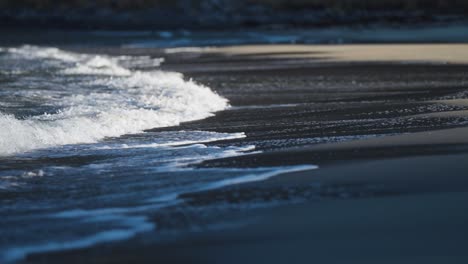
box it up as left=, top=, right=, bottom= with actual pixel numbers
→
left=0, top=45, right=316, bottom=262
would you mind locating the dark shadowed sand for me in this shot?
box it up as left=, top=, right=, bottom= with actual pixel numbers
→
left=22, top=45, right=468, bottom=263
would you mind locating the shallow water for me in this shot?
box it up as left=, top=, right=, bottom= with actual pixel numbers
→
left=4, top=27, right=467, bottom=262
left=0, top=45, right=316, bottom=262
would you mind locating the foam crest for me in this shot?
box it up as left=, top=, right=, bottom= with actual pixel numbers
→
left=5, top=45, right=81, bottom=62
left=4, top=45, right=163, bottom=76
left=0, top=46, right=228, bottom=156
left=61, top=56, right=132, bottom=76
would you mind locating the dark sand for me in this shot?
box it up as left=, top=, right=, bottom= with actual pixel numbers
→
left=23, top=45, right=468, bottom=263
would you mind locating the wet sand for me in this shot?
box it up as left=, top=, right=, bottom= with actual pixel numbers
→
left=23, top=45, right=468, bottom=263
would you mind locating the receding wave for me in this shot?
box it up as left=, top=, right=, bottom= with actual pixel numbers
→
left=0, top=45, right=228, bottom=156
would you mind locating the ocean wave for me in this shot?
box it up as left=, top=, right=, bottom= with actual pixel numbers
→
left=0, top=45, right=228, bottom=156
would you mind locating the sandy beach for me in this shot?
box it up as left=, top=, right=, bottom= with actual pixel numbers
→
left=12, top=44, right=468, bottom=263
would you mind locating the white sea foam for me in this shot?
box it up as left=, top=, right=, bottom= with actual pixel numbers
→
left=5, top=46, right=80, bottom=62
left=61, top=55, right=132, bottom=76
left=146, top=164, right=318, bottom=203
left=0, top=45, right=229, bottom=156
left=164, top=47, right=213, bottom=54
left=99, top=131, right=246, bottom=150
left=201, top=165, right=318, bottom=190
left=4, top=45, right=163, bottom=76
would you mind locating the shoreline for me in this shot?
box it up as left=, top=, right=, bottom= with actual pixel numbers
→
left=16, top=44, right=468, bottom=263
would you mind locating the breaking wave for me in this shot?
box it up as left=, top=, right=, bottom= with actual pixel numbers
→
left=0, top=45, right=228, bottom=155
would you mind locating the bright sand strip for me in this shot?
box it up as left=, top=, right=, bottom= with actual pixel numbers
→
left=201, top=44, right=468, bottom=64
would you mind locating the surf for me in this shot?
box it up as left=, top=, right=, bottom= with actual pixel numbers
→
left=0, top=45, right=228, bottom=156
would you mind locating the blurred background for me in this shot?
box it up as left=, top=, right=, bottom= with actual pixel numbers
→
left=1, top=0, right=467, bottom=30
